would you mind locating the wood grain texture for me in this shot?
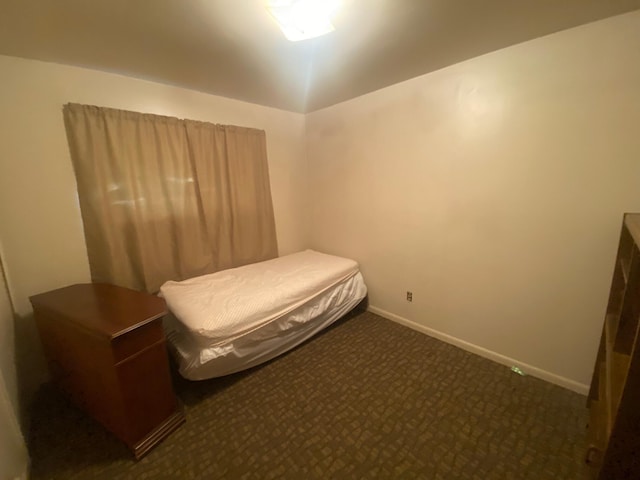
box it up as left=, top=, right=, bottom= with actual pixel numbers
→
left=30, top=283, right=184, bottom=459
left=587, top=214, right=640, bottom=479
left=30, top=283, right=167, bottom=339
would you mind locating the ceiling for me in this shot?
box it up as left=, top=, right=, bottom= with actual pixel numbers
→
left=1, top=0, right=639, bottom=113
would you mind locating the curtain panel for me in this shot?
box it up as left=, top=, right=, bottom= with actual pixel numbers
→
left=63, top=104, right=278, bottom=292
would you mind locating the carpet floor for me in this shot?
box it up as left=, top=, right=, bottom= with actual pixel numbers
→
left=28, top=311, right=591, bottom=479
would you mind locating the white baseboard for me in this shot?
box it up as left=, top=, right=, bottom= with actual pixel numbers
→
left=367, top=305, right=589, bottom=396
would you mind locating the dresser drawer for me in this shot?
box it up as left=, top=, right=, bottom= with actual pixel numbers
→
left=112, top=320, right=164, bottom=363
left=31, top=284, right=183, bottom=458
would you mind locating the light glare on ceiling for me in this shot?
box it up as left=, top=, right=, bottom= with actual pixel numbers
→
left=266, top=0, right=342, bottom=42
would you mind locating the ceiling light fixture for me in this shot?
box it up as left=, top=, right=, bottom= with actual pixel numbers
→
left=266, top=0, right=343, bottom=42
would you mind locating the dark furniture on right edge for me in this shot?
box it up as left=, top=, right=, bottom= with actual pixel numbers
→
left=587, top=213, right=640, bottom=478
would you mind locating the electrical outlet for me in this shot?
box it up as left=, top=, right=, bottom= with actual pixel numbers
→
left=406, top=291, right=413, bottom=302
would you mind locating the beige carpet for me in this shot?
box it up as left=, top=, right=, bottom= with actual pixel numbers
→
left=28, top=311, right=591, bottom=479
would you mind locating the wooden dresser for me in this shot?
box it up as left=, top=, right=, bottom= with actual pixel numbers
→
left=586, top=213, right=640, bottom=478
left=30, top=283, right=185, bottom=459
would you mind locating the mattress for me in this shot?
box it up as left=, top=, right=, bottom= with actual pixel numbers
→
left=160, top=250, right=367, bottom=379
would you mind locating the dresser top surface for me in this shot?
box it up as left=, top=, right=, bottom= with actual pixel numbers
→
left=29, top=283, right=167, bottom=339
left=625, top=213, right=640, bottom=246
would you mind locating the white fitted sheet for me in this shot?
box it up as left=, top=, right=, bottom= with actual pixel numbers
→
left=160, top=250, right=367, bottom=380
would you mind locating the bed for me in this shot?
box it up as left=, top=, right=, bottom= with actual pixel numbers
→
left=159, top=250, right=367, bottom=380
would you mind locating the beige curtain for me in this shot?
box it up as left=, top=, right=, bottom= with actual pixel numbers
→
left=63, top=104, right=278, bottom=292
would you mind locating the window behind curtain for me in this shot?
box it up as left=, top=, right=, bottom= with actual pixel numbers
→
left=63, top=104, right=278, bottom=292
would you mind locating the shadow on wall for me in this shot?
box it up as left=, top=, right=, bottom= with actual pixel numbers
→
left=14, top=311, right=49, bottom=429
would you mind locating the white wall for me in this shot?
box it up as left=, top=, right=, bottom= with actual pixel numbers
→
left=2, top=12, right=640, bottom=410
left=0, top=55, right=308, bottom=404
left=0, top=248, right=29, bottom=480
left=0, top=373, right=28, bottom=480
left=0, top=245, right=19, bottom=432
left=306, top=11, right=640, bottom=391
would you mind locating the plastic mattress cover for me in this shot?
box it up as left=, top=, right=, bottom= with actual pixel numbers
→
left=164, top=271, right=367, bottom=379
left=159, top=249, right=360, bottom=347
